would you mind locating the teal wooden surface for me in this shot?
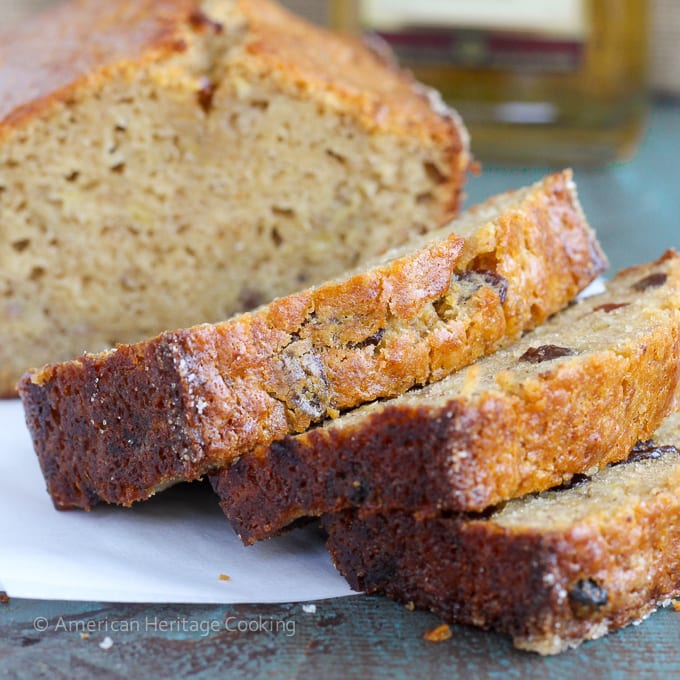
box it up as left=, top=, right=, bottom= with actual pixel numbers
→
left=2, top=101, right=679, bottom=678
left=2, top=597, right=680, bottom=679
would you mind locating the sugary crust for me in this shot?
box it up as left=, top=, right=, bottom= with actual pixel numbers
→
left=215, top=252, right=679, bottom=545
left=234, top=0, right=463, bottom=142
left=322, top=444, right=680, bottom=654
left=0, top=0, right=468, bottom=158
left=19, top=172, right=605, bottom=509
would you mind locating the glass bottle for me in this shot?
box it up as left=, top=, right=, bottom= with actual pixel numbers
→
left=332, top=0, right=649, bottom=165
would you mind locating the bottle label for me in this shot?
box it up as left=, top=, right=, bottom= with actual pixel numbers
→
left=360, top=0, right=587, bottom=74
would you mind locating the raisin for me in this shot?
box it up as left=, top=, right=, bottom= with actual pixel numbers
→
left=348, top=479, right=370, bottom=504
left=188, top=10, right=224, bottom=33
left=569, top=579, right=608, bottom=613
left=197, top=77, right=216, bottom=114
left=351, top=329, right=385, bottom=350
left=519, top=345, right=575, bottom=364
left=632, top=272, right=667, bottom=291
left=479, top=271, right=509, bottom=304
left=617, top=440, right=679, bottom=465
left=453, top=270, right=509, bottom=304
left=593, top=303, right=629, bottom=313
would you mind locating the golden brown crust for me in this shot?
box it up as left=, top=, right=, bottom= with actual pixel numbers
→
left=0, top=0, right=467, bottom=154
left=0, top=0, right=197, bottom=133
left=214, top=252, right=679, bottom=545
left=322, top=436, right=680, bottom=654
left=19, top=172, right=604, bottom=510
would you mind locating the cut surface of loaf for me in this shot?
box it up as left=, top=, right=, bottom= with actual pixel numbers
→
left=214, top=251, right=680, bottom=545
left=19, top=171, right=605, bottom=510
left=323, top=412, right=680, bottom=655
left=0, top=0, right=471, bottom=395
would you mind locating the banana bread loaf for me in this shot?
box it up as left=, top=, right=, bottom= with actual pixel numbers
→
left=323, top=412, right=680, bottom=655
left=214, top=251, right=680, bottom=544
left=0, top=0, right=471, bottom=395
left=19, top=171, right=605, bottom=510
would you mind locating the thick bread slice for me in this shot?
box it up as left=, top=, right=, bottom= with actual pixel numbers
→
left=19, top=171, right=605, bottom=510
left=0, top=0, right=471, bottom=396
left=322, top=412, right=680, bottom=655
left=214, top=252, right=680, bottom=544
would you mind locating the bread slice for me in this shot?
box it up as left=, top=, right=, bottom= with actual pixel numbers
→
left=214, top=251, right=680, bottom=545
left=0, top=0, right=471, bottom=396
left=322, top=412, right=680, bottom=655
left=19, top=171, right=605, bottom=510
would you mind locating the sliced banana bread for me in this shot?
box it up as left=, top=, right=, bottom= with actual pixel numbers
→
left=19, top=171, right=605, bottom=510
left=0, top=0, right=471, bottom=395
left=323, top=412, right=680, bottom=655
left=214, top=251, right=680, bottom=544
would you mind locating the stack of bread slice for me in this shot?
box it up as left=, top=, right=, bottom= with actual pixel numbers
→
left=8, top=0, right=680, bottom=658
left=19, top=170, right=604, bottom=510
left=210, top=248, right=680, bottom=655
left=19, top=171, right=680, bottom=653
left=214, top=252, right=680, bottom=546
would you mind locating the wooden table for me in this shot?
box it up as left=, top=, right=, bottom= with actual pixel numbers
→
left=2, top=101, right=679, bottom=679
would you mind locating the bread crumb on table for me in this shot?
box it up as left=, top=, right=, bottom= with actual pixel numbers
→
left=302, top=604, right=316, bottom=614
left=672, top=599, right=680, bottom=611
left=423, top=624, right=452, bottom=642
left=218, top=574, right=231, bottom=582
left=99, top=636, right=113, bottom=650
left=0, top=592, right=9, bottom=604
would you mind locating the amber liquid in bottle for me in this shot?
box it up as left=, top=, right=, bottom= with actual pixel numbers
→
left=333, top=0, right=648, bottom=165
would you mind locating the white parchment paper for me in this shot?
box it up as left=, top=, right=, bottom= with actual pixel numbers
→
left=0, top=400, right=353, bottom=603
